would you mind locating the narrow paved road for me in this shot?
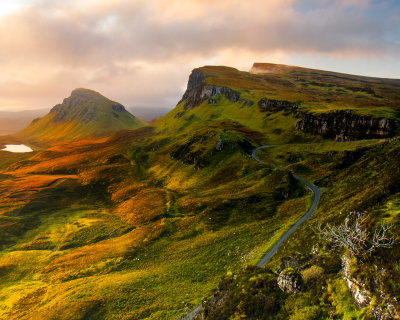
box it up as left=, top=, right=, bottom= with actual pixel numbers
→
left=252, top=145, right=321, bottom=267
left=181, top=145, right=321, bottom=319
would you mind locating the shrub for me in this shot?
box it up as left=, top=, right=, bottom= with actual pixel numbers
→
left=301, top=265, right=324, bottom=284
left=288, top=305, right=322, bottom=320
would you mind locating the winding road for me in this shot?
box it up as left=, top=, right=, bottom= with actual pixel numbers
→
left=252, top=145, right=321, bottom=267
left=181, top=145, right=322, bottom=319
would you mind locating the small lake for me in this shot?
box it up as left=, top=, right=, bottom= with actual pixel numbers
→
left=1, top=144, right=33, bottom=153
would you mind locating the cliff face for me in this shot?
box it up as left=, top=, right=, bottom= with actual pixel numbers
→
left=180, top=69, right=241, bottom=109
left=257, top=97, right=399, bottom=141
left=295, top=110, right=399, bottom=142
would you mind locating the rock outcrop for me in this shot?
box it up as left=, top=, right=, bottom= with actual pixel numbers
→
left=372, top=304, right=400, bottom=320
left=295, top=110, right=399, bottom=141
left=342, top=256, right=400, bottom=319
left=277, top=268, right=303, bottom=293
left=258, top=98, right=298, bottom=113
left=342, top=256, right=372, bottom=308
left=197, top=291, right=230, bottom=319
left=180, top=69, right=241, bottom=109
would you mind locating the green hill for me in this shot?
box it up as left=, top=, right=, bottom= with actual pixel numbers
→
left=0, top=64, right=399, bottom=319
left=17, top=88, right=147, bottom=143
left=156, top=64, right=400, bottom=145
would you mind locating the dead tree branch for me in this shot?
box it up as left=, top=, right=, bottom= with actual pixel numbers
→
left=316, top=212, right=396, bottom=259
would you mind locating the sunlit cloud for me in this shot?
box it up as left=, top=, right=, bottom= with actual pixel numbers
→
left=0, top=0, right=398, bottom=111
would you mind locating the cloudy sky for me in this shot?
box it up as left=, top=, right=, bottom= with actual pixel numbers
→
left=0, top=0, right=399, bottom=111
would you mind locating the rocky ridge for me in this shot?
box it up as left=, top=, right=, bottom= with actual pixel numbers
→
left=179, top=68, right=399, bottom=142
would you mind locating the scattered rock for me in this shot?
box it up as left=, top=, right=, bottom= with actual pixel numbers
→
left=372, top=304, right=399, bottom=320
left=215, top=140, right=224, bottom=151
left=175, top=111, right=185, bottom=119
left=258, top=98, right=298, bottom=113
left=111, top=104, right=125, bottom=112
left=311, top=245, right=319, bottom=255
left=241, top=99, right=254, bottom=107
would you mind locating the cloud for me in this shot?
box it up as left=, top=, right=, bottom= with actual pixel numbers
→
left=0, top=0, right=398, bottom=111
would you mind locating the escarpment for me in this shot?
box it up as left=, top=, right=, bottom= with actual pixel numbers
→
left=295, top=110, right=399, bottom=141
left=257, top=97, right=399, bottom=142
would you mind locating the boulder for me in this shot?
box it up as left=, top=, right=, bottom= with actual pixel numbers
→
left=277, top=268, right=303, bottom=293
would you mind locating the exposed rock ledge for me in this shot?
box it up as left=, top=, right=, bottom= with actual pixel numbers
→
left=295, top=110, right=399, bottom=142
left=257, top=97, right=398, bottom=142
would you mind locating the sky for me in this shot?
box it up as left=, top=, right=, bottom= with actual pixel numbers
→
left=0, top=0, right=399, bottom=111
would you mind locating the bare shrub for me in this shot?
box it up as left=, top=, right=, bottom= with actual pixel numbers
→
left=316, top=212, right=396, bottom=259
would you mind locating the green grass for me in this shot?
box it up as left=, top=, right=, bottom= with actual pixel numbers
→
left=0, top=64, right=399, bottom=319
left=0, top=122, right=316, bottom=318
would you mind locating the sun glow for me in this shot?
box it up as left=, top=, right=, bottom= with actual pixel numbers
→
left=0, top=0, right=27, bottom=16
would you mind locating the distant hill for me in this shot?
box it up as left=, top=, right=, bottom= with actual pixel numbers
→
left=249, top=62, right=400, bottom=85
left=17, top=88, right=147, bottom=142
left=0, top=109, right=48, bottom=119
left=0, top=109, right=48, bottom=135
left=127, top=106, right=170, bottom=121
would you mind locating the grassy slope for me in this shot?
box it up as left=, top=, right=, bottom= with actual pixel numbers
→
left=0, top=126, right=310, bottom=319
left=193, top=138, right=400, bottom=319
left=0, top=65, right=399, bottom=319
